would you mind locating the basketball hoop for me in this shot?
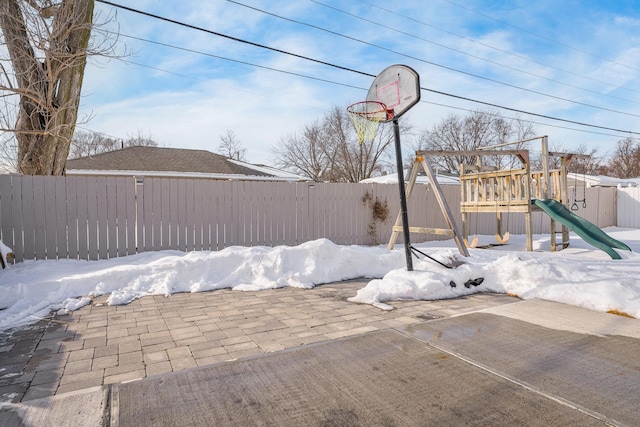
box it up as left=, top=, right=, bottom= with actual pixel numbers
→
left=347, top=101, right=391, bottom=144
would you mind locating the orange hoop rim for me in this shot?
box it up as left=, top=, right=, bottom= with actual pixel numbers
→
left=346, top=100, right=392, bottom=121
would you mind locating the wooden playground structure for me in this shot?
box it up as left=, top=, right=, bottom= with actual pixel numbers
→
left=388, top=136, right=588, bottom=254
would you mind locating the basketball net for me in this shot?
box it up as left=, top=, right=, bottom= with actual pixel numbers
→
left=347, top=101, right=389, bottom=144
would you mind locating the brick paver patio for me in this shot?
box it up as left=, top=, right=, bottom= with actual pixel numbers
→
left=0, top=280, right=517, bottom=403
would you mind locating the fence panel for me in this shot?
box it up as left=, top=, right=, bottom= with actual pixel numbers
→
left=140, top=178, right=152, bottom=252
left=250, top=180, right=262, bottom=245
left=66, top=177, right=79, bottom=259
left=105, top=177, right=117, bottom=259
left=0, top=176, right=15, bottom=260
left=595, top=187, right=617, bottom=228
left=618, top=187, right=640, bottom=228
left=53, top=178, right=66, bottom=259
left=321, top=183, right=335, bottom=243
left=89, top=178, right=100, bottom=258
left=373, top=183, right=399, bottom=246
left=199, top=180, right=212, bottom=251
left=15, top=176, right=31, bottom=261
left=292, top=183, right=305, bottom=244
left=194, top=180, right=204, bottom=250
left=207, top=181, right=220, bottom=250
left=117, top=178, right=131, bottom=257
left=216, top=181, right=228, bottom=249
left=152, top=178, right=163, bottom=251
left=277, top=183, right=296, bottom=247
left=262, top=182, right=275, bottom=246
left=0, top=175, right=634, bottom=263
left=75, top=177, right=88, bottom=260
left=96, top=178, right=109, bottom=259
left=345, top=184, right=362, bottom=245
left=565, top=187, right=616, bottom=228
left=31, top=177, right=46, bottom=260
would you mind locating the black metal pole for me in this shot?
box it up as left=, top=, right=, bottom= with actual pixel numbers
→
left=392, top=118, right=413, bottom=271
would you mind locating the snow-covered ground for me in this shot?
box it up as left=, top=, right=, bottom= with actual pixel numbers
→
left=1, top=228, right=639, bottom=332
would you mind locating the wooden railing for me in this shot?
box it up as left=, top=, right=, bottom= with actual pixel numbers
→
left=460, top=167, right=531, bottom=213
left=530, top=169, right=565, bottom=201
left=461, top=167, right=566, bottom=212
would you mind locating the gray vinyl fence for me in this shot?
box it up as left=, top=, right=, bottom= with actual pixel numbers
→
left=0, top=174, right=623, bottom=263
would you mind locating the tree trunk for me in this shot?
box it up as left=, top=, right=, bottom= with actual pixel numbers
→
left=0, top=0, right=94, bottom=175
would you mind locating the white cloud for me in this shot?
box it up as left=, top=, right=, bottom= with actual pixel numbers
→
left=77, top=1, right=640, bottom=168
left=614, top=15, right=640, bottom=27
left=591, top=47, right=640, bottom=92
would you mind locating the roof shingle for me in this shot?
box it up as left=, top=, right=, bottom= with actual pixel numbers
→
left=66, top=146, right=272, bottom=177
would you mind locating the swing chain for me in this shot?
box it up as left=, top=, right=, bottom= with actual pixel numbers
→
left=571, top=177, right=587, bottom=211
left=571, top=186, right=579, bottom=210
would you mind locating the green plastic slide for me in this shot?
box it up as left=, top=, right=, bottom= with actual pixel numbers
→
left=532, top=199, right=631, bottom=260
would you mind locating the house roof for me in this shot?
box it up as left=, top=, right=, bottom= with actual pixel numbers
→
left=66, top=146, right=307, bottom=181
left=567, top=173, right=638, bottom=188
left=67, top=146, right=268, bottom=175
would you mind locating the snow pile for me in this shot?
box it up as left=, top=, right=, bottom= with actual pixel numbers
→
left=349, top=249, right=640, bottom=317
left=0, top=240, right=11, bottom=268
left=0, top=239, right=402, bottom=330
left=1, top=230, right=639, bottom=332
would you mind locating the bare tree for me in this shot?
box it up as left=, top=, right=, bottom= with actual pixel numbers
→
left=272, top=105, right=400, bottom=182
left=217, top=130, right=246, bottom=161
left=68, top=129, right=158, bottom=159
left=0, top=130, right=18, bottom=173
left=0, top=0, right=118, bottom=175
left=565, top=144, right=602, bottom=175
left=326, top=106, right=397, bottom=182
left=416, top=110, right=536, bottom=173
left=0, top=141, right=17, bottom=172
left=604, top=137, right=640, bottom=178
left=69, top=129, right=118, bottom=158
left=272, top=120, right=330, bottom=182
left=122, top=129, right=159, bottom=148
left=0, top=90, right=19, bottom=171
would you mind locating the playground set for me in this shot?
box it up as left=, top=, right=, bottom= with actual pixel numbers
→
left=393, top=137, right=632, bottom=260
left=349, top=64, right=631, bottom=270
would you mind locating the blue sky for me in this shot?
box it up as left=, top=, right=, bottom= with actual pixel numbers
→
left=81, top=0, right=640, bottom=165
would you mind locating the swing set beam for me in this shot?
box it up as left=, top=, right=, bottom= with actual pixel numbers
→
left=387, top=154, right=470, bottom=258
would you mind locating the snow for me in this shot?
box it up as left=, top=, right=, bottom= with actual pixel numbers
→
left=0, top=240, right=11, bottom=267
left=1, top=229, right=640, bottom=332
left=566, top=173, right=638, bottom=188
